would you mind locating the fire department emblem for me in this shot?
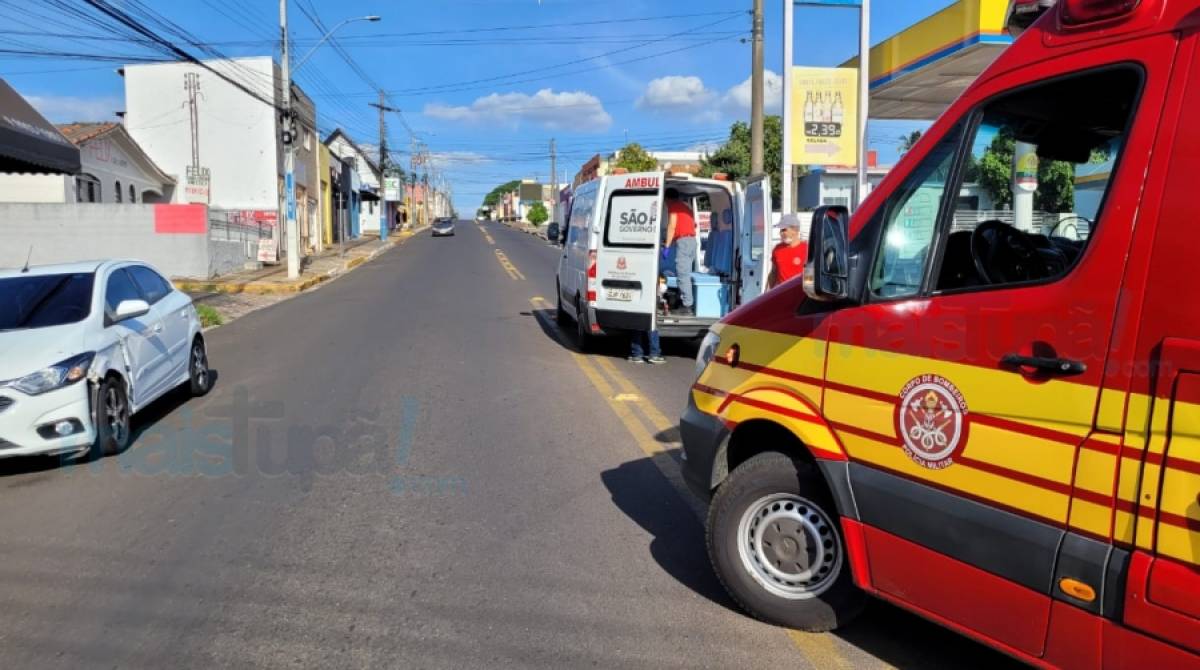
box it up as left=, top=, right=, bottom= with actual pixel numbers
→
left=616, top=256, right=627, bottom=270
left=894, top=375, right=969, bottom=470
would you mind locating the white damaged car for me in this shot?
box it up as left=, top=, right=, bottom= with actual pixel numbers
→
left=0, top=260, right=210, bottom=461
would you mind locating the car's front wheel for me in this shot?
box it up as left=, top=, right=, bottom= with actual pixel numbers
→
left=88, top=377, right=130, bottom=459
left=189, top=338, right=211, bottom=396
left=707, top=451, right=865, bottom=631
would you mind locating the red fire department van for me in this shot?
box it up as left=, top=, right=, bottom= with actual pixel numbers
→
left=682, top=1, right=1200, bottom=667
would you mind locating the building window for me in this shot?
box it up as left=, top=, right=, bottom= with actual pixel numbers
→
left=114, top=181, right=122, bottom=203
left=303, top=129, right=312, bottom=150
left=129, top=184, right=136, bottom=203
left=823, top=196, right=850, bottom=207
left=77, top=175, right=100, bottom=203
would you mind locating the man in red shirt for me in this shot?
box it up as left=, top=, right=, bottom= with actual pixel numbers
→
left=768, top=214, right=809, bottom=289
left=663, top=188, right=698, bottom=314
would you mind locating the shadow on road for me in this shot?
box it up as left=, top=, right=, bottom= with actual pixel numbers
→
left=600, top=456, right=740, bottom=614
left=0, top=369, right=220, bottom=478
left=526, top=307, right=698, bottom=361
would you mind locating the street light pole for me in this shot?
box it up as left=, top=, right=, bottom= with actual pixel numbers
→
left=855, top=0, right=871, bottom=208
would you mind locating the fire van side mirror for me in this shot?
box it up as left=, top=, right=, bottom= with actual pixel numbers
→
left=803, top=205, right=851, bottom=302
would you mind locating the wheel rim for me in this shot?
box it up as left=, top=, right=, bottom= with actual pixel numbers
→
left=105, top=386, right=128, bottom=444
left=736, top=492, right=843, bottom=599
left=191, top=342, right=208, bottom=388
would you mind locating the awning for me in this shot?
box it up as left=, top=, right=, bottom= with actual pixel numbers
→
left=841, top=0, right=1013, bottom=120
left=0, top=78, right=80, bottom=174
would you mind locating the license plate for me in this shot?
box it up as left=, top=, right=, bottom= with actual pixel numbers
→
left=606, top=288, right=635, bottom=302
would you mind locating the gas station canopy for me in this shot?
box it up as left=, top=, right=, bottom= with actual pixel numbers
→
left=842, top=0, right=1013, bottom=120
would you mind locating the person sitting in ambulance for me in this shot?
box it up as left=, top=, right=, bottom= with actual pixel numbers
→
left=704, top=207, right=735, bottom=277
left=768, top=214, right=808, bottom=289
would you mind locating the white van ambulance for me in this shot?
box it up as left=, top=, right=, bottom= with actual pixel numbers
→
left=554, top=170, right=773, bottom=349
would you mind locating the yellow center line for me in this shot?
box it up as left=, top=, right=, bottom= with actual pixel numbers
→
left=528, top=295, right=865, bottom=670
left=495, top=249, right=525, bottom=281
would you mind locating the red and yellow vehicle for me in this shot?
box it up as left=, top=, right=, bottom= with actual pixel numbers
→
left=681, top=1, right=1200, bottom=666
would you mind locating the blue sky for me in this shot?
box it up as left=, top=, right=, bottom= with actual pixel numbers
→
left=1, top=0, right=953, bottom=213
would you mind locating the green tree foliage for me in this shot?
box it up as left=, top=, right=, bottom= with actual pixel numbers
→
left=613, top=143, right=659, bottom=172
left=898, top=130, right=923, bottom=155
left=698, top=116, right=787, bottom=204
left=974, top=128, right=1077, bottom=213
left=527, top=201, right=549, bottom=226
left=482, top=180, right=521, bottom=208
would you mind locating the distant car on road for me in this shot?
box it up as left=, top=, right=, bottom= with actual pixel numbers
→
left=432, top=218, right=455, bottom=237
left=0, top=260, right=210, bottom=461
left=546, top=221, right=560, bottom=243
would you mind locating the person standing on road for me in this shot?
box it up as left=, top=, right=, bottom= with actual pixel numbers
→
left=768, top=214, right=809, bottom=289
left=629, top=328, right=665, bottom=365
left=664, top=189, right=697, bottom=315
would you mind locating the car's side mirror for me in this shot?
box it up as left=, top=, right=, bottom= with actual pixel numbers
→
left=113, top=299, right=150, bottom=322
left=803, top=205, right=851, bottom=302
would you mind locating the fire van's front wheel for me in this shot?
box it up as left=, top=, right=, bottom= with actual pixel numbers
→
left=707, top=451, right=865, bottom=631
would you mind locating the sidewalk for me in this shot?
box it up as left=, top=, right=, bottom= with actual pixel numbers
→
left=176, top=229, right=420, bottom=296
left=179, top=227, right=425, bottom=327
left=501, top=220, right=548, bottom=240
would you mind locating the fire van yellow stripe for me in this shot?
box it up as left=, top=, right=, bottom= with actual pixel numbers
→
left=1157, top=523, right=1200, bottom=565
left=1071, top=448, right=1119, bottom=499
left=840, top=431, right=1071, bottom=522
left=826, top=342, right=1097, bottom=440
left=1097, top=387, right=1128, bottom=433
left=1068, top=498, right=1114, bottom=537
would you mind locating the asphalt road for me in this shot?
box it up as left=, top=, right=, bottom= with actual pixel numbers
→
left=0, top=220, right=1020, bottom=669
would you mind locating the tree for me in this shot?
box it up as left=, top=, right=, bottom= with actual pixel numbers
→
left=613, top=142, right=659, bottom=172
left=974, top=128, right=1077, bottom=213
left=698, top=116, right=787, bottom=204
left=898, top=130, right=923, bottom=155
left=482, top=179, right=521, bottom=209
left=527, top=201, right=549, bottom=226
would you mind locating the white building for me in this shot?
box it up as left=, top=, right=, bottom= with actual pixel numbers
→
left=796, top=166, right=891, bottom=209
left=325, top=129, right=381, bottom=236
left=123, top=57, right=321, bottom=254
left=59, top=123, right=174, bottom=204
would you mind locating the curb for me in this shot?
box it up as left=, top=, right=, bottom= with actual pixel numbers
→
left=177, top=226, right=428, bottom=296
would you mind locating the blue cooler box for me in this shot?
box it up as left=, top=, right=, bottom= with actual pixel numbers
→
left=692, top=274, right=727, bottom=318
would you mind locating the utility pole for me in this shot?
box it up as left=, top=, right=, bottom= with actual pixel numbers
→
left=184, top=73, right=201, bottom=169
left=279, top=0, right=300, bottom=279
left=549, top=138, right=557, bottom=224
left=750, top=0, right=765, bottom=176
left=368, top=91, right=397, bottom=242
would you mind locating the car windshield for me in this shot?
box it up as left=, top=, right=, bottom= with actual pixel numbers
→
left=0, top=273, right=95, bottom=331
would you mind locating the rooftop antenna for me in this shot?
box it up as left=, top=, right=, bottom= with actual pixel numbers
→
left=20, top=246, right=32, bottom=273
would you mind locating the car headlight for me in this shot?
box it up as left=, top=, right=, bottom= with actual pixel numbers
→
left=694, top=330, right=720, bottom=381
left=11, top=352, right=95, bottom=396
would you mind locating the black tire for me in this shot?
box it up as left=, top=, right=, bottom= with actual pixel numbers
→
left=189, top=337, right=212, bottom=397
left=555, top=285, right=570, bottom=326
left=707, top=451, right=865, bottom=631
left=574, top=296, right=592, bottom=351
left=89, top=377, right=131, bottom=459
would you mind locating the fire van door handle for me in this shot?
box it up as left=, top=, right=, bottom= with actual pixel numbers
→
left=1001, top=353, right=1086, bottom=376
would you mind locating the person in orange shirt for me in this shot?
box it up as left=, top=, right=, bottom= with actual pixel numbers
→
left=768, top=214, right=809, bottom=289
left=663, top=189, right=698, bottom=315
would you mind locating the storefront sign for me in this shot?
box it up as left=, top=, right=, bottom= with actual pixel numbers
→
left=384, top=176, right=402, bottom=202
left=185, top=165, right=210, bottom=204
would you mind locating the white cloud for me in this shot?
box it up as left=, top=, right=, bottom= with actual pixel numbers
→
left=24, top=94, right=122, bottom=123
left=722, top=70, right=784, bottom=116
left=636, top=76, right=718, bottom=111
left=634, top=71, right=784, bottom=123
left=424, top=89, right=611, bottom=132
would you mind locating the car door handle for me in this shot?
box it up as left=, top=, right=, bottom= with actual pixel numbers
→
left=1001, top=353, right=1086, bottom=376
left=153, top=323, right=163, bottom=333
